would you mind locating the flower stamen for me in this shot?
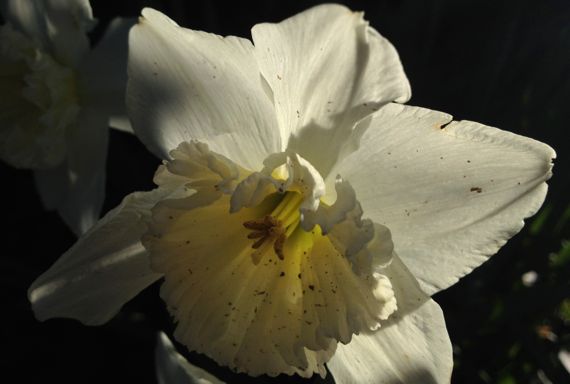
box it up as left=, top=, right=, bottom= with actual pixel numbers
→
left=243, top=192, right=304, bottom=260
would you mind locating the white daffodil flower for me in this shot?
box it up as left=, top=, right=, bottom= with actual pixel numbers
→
left=28, top=4, right=555, bottom=383
left=0, top=0, right=134, bottom=234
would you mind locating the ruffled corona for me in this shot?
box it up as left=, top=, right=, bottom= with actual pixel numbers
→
left=143, top=142, right=397, bottom=377
left=0, top=24, right=79, bottom=169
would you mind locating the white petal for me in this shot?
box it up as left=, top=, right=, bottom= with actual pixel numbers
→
left=0, top=0, right=50, bottom=49
left=33, top=160, right=67, bottom=210
left=28, top=188, right=176, bottom=325
left=251, top=3, right=410, bottom=177
left=41, top=0, right=95, bottom=66
left=156, top=332, right=225, bottom=384
left=78, top=17, right=136, bottom=133
left=127, top=8, right=280, bottom=170
left=108, top=115, right=133, bottom=134
left=336, top=103, right=555, bottom=294
left=559, top=349, right=570, bottom=374
left=0, top=0, right=95, bottom=66
left=329, top=254, right=452, bottom=383
left=328, top=299, right=452, bottom=384
left=34, top=107, right=107, bottom=235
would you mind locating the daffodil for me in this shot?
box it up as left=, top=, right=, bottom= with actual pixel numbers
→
left=0, top=0, right=133, bottom=234
left=28, top=4, right=555, bottom=383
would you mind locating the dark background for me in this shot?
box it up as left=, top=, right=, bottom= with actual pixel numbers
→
left=2, top=0, right=569, bottom=383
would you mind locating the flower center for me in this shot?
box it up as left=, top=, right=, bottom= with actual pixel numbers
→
left=243, top=192, right=303, bottom=260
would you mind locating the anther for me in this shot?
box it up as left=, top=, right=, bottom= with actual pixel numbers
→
left=243, top=219, right=268, bottom=230
left=252, top=236, right=268, bottom=249
left=274, top=233, right=286, bottom=260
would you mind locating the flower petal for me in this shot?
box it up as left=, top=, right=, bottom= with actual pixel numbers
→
left=35, top=107, right=108, bottom=234
left=0, top=0, right=95, bottom=66
left=78, top=17, right=136, bottom=133
left=108, top=116, right=133, bottom=134
left=1, top=0, right=50, bottom=49
left=251, top=3, right=411, bottom=177
left=156, top=332, right=225, bottom=384
left=336, top=103, right=555, bottom=295
left=127, top=8, right=280, bottom=170
left=28, top=188, right=177, bottom=325
left=328, top=253, right=452, bottom=383
left=328, top=299, right=452, bottom=384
